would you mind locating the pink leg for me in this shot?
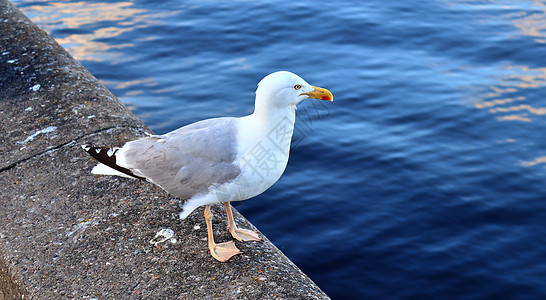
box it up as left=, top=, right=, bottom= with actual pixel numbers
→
left=223, top=202, right=261, bottom=242
left=204, top=205, right=241, bottom=262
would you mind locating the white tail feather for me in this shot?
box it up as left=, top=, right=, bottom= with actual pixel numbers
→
left=92, top=163, right=137, bottom=179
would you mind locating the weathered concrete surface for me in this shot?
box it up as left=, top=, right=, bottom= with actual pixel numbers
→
left=0, top=0, right=329, bottom=298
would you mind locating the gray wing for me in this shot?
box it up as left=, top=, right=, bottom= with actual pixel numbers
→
left=118, top=117, right=241, bottom=199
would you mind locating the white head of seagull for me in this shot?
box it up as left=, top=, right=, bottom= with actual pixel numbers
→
left=254, top=71, right=333, bottom=114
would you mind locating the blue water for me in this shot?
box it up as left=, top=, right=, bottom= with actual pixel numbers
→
left=13, top=0, right=546, bottom=298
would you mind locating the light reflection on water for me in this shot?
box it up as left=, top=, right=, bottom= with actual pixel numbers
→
left=19, top=1, right=182, bottom=63
left=470, top=63, right=546, bottom=166
left=446, top=1, right=546, bottom=169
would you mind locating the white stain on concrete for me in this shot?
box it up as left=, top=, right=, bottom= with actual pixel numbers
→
left=31, top=84, right=41, bottom=91
left=19, top=126, right=57, bottom=144
left=149, top=228, right=175, bottom=246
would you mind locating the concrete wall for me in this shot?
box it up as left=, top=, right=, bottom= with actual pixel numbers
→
left=0, top=0, right=329, bottom=298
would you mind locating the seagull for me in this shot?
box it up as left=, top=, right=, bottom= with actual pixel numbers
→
left=82, top=71, right=333, bottom=262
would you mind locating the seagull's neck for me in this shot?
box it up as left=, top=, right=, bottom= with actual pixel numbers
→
left=236, top=99, right=297, bottom=157
left=252, top=103, right=296, bottom=129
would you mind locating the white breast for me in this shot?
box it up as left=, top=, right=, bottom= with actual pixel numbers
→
left=233, top=111, right=296, bottom=199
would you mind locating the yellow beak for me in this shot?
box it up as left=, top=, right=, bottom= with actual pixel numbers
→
left=301, top=86, right=333, bottom=101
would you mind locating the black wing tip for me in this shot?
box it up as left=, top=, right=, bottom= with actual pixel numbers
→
left=81, top=144, right=146, bottom=181
left=81, top=144, right=112, bottom=156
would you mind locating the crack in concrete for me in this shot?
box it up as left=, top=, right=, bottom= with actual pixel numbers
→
left=0, top=125, right=145, bottom=173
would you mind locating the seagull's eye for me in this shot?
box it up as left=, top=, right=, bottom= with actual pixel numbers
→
left=294, top=84, right=302, bottom=90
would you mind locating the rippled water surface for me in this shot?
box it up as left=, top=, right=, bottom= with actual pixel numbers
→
left=13, top=0, right=546, bottom=298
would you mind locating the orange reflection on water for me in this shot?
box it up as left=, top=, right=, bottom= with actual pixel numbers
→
left=31, top=2, right=145, bottom=28
left=100, top=78, right=157, bottom=99
left=474, top=65, right=546, bottom=125
left=489, top=104, right=546, bottom=115
left=496, top=115, right=531, bottom=122
left=521, top=156, right=546, bottom=167
left=23, top=1, right=145, bottom=62
left=19, top=1, right=179, bottom=62
left=502, top=65, right=546, bottom=89
left=55, top=31, right=134, bottom=62
left=512, top=1, right=546, bottom=43
left=474, top=96, right=524, bottom=109
left=474, top=64, right=546, bottom=167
